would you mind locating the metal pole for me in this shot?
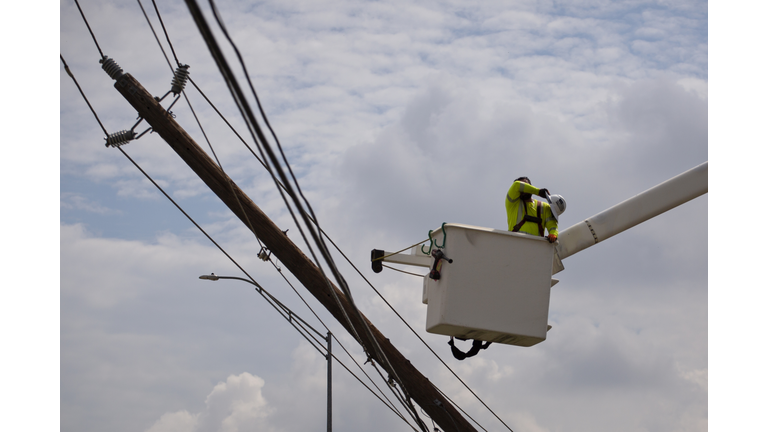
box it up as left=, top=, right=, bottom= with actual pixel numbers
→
left=327, top=331, right=332, bottom=432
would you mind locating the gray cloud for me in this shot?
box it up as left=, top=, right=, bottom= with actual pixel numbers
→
left=59, top=1, right=708, bottom=431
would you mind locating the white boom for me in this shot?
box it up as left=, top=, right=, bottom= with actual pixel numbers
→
left=555, top=161, right=708, bottom=261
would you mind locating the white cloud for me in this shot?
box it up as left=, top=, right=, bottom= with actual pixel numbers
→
left=145, top=373, right=275, bottom=432
left=60, top=1, right=709, bottom=432
left=61, top=192, right=119, bottom=214
left=146, top=411, right=199, bottom=432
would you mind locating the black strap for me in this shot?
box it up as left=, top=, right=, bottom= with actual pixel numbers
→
left=448, top=337, right=492, bottom=360
left=512, top=201, right=544, bottom=236
left=536, top=201, right=543, bottom=236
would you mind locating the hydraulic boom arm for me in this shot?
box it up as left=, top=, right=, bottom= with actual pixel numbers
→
left=556, top=161, right=708, bottom=261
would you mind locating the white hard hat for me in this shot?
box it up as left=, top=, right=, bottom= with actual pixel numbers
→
left=549, top=194, right=566, bottom=221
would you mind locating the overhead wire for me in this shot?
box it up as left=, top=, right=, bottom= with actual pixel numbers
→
left=264, top=249, right=422, bottom=423
left=71, top=1, right=501, bottom=430
left=64, top=64, right=411, bottom=426
left=150, top=0, right=182, bottom=67
left=200, top=2, right=428, bottom=428
left=137, top=0, right=274, bottom=269
left=317, top=229, right=505, bottom=432
left=182, top=1, right=495, bottom=429
left=120, top=144, right=413, bottom=428
left=122, top=146, right=415, bottom=428
left=195, top=1, right=429, bottom=428
left=184, top=0, right=365, bottom=376
left=188, top=2, right=379, bottom=396
left=60, top=54, right=108, bottom=137
left=73, top=0, right=104, bottom=58
left=132, top=2, right=423, bottom=428
left=194, top=0, right=367, bottom=349
left=137, top=3, right=420, bottom=426
left=65, top=7, right=418, bottom=430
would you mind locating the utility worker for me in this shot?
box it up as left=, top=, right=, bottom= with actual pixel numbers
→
left=505, top=176, right=558, bottom=243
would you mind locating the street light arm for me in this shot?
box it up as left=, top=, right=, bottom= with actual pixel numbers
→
left=197, top=274, right=333, bottom=432
left=199, top=274, right=256, bottom=285
left=198, top=273, right=327, bottom=341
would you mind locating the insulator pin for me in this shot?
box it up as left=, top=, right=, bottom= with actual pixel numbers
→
left=105, top=130, right=136, bottom=148
left=100, top=57, right=124, bottom=80
left=170, top=64, right=190, bottom=95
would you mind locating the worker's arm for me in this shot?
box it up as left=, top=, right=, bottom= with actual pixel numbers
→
left=506, top=180, right=541, bottom=201
left=543, top=204, right=559, bottom=241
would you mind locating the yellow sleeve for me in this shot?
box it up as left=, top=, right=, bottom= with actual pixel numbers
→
left=543, top=204, right=559, bottom=236
left=507, top=181, right=540, bottom=201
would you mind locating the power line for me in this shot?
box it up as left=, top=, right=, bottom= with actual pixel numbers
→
left=60, top=54, right=108, bottom=137
left=217, top=7, right=429, bottom=432
left=136, top=0, right=174, bottom=71
left=124, top=2, right=426, bottom=427
left=319, top=231, right=508, bottom=432
left=69, top=1, right=496, bottom=429
left=186, top=0, right=368, bottom=370
left=136, top=0, right=274, bottom=269
left=150, top=0, right=182, bottom=67
left=193, top=3, right=428, bottom=428
left=119, top=148, right=420, bottom=430
left=120, top=141, right=419, bottom=429
left=61, top=54, right=420, bottom=430
left=73, top=0, right=104, bottom=59
left=176, top=2, right=492, bottom=430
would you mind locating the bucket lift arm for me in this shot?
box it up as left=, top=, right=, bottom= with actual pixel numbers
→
left=555, top=161, right=707, bottom=261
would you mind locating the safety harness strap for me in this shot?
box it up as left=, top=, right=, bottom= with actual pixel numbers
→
left=512, top=201, right=544, bottom=236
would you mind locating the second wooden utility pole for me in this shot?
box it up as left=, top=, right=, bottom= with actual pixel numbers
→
left=109, top=71, right=480, bottom=432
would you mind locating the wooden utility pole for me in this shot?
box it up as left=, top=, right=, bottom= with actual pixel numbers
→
left=111, top=72, right=479, bottom=432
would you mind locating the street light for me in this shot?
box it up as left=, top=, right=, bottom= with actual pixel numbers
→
left=199, top=273, right=333, bottom=432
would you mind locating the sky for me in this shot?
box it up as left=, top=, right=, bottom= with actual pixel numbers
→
left=17, top=0, right=760, bottom=430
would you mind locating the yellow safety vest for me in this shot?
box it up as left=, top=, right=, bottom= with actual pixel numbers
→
left=505, top=181, right=559, bottom=237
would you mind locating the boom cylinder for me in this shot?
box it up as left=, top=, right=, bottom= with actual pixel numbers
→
left=556, top=161, right=708, bottom=260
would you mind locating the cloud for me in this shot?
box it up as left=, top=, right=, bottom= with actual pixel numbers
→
left=61, top=192, right=119, bottom=214
left=60, top=1, right=708, bottom=432
left=145, top=373, right=275, bottom=432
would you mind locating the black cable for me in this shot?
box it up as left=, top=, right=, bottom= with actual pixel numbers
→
left=72, top=0, right=104, bottom=59
left=151, top=0, right=182, bottom=67
left=63, top=38, right=418, bottom=431
left=183, top=0, right=369, bottom=362
left=138, top=0, right=271, bottom=264
left=123, top=142, right=417, bottom=425
left=264, top=255, right=418, bottom=421
left=136, top=0, right=174, bottom=71
left=119, top=146, right=416, bottom=423
left=329, top=350, right=418, bottom=431
left=124, top=150, right=418, bottom=429
left=187, top=76, right=270, bottom=171
left=317, top=229, right=501, bottom=432
left=199, top=5, right=423, bottom=429
left=60, top=54, right=108, bottom=137
left=133, top=2, right=485, bottom=429
left=114, top=146, right=329, bottom=360
left=132, top=3, right=421, bottom=424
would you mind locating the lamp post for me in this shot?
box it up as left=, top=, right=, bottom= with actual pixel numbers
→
left=199, top=273, right=332, bottom=432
